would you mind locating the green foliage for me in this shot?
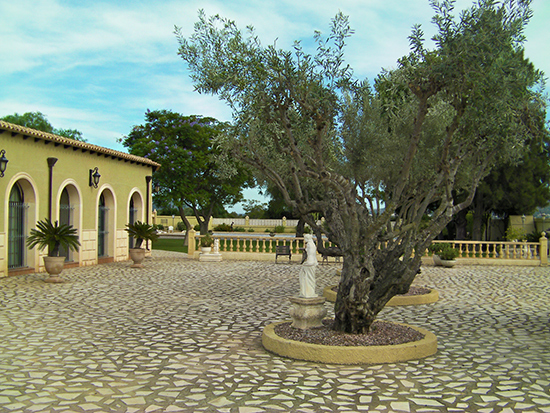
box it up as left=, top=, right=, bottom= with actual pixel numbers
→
left=505, top=226, right=527, bottom=241
left=439, top=247, right=459, bottom=261
left=176, top=221, right=186, bottom=231
left=242, top=200, right=268, bottom=219
left=125, top=221, right=159, bottom=248
left=155, top=224, right=165, bottom=230
left=26, top=219, right=80, bottom=257
left=200, top=234, right=213, bottom=247
left=429, top=242, right=459, bottom=260
left=120, top=110, right=253, bottom=235
left=1, top=112, right=87, bottom=142
left=274, top=225, right=285, bottom=233
left=214, top=223, right=232, bottom=231
left=194, top=224, right=201, bottom=231
left=176, top=2, right=546, bottom=334
left=233, top=226, right=246, bottom=232
left=526, top=230, right=541, bottom=242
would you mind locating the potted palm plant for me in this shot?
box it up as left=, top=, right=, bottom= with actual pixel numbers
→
left=125, top=221, right=159, bottom=267
left=26, top=219, right=80, bottom=283
left=200, top=233, right=214, bottom=253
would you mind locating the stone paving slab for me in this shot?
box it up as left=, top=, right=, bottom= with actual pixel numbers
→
left=1, top=250, right=549, bottom=412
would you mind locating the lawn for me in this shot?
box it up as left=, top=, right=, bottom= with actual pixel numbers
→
left=152, top=238, right=188, bottom=254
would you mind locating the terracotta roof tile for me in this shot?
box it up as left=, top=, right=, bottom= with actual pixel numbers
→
left=0, top=120, right=161, bottom=170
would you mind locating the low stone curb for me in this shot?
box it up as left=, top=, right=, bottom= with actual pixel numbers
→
left=262, top=321, right=438, bottom=365
left=322, top=285, right=439, bottom=306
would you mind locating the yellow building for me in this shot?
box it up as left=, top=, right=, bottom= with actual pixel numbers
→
left=0, top=120, right=160, bottom=277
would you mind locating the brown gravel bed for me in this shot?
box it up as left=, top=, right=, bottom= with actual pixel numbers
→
left=331, top=285, right=431, bottom=296
left=274, top=319, right=425, bottom=346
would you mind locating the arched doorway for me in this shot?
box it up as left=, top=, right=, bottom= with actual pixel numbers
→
left=8, top=183, right=27, bottom=269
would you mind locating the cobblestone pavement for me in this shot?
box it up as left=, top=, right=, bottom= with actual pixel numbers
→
left=1, top=251, right=549, bottom=413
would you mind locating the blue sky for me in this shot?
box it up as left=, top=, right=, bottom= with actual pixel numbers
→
left=2, top=0, right=549, bottom=212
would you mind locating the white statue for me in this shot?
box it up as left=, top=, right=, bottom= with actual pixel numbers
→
left=299, top=234, right=318, bottom=297
left=213, top=239, right=220, bottom=254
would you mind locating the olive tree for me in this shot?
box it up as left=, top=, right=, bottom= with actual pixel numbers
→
left=176, top=0, right=546, bottom=333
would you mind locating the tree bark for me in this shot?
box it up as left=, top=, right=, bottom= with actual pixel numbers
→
left=179, top=206, right=192, bottom=246
left=471, top=193, right=488, bottom=241
left=454, top=209, right=469, bottom=240
left=295, top=218, right=305, bottom=237
left=333, top=249, right=421, bottom=334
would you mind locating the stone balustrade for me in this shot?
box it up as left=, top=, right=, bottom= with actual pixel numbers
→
left=187, top=230, right=549, bottom=266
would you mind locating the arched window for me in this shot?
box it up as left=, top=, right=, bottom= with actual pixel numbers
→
left=98, top=193, right=109, bottom=257
left=8, top=183, right=27, bottom=269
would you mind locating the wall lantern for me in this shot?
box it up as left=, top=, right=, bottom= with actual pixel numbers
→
left=0, top=149, right=8, bottom=178
left=89, top=167, right=101, bottom=188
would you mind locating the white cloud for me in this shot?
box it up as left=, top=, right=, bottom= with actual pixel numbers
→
left=1, top=0, right=548, bottom=160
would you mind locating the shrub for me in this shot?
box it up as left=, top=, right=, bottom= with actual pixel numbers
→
left=234, top=226, right=246, bottom=232
left=200, top=234, right=213, bottom=247
left=439, top=247, right=459, bottom=260
left=526, top=230, right=541, bottom=242
left=429, top=242, right=459, bottom=260
left=274, top=225, right=285, bottom=233
left=194, top=224, right=200, bottom=231
left=177, top=221, right=186, bottom=231
left=214, top=223, right=232, bottom=231
left=247, top=228, right=255, bottom=232
left=505, top=226, right=526, bottom=241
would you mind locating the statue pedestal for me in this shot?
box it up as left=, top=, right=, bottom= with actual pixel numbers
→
left=289, top=296, right=327, bottom=329
left=199, top=253, right=222, bottom=262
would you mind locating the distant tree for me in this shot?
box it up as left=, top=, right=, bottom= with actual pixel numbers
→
left=242, top=200, right=268, bottom=219
left=474, top=137, right=550, bottom=239
left=1, top=111, right=87, bottom=142
left=56, top=128, right=85, bottom=142
left=121, top=110, right=253, bottom=237
left=177, top=1, right=546, bottom=334
left=449, top=104, right=550, bottom=241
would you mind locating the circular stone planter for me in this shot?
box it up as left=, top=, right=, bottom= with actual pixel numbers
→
left=262, top=321, right=437, bottom=364
left=322, top=285, right=439, bottom=306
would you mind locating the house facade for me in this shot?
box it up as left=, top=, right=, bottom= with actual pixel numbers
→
left=0, top=120, right=160, bottom=278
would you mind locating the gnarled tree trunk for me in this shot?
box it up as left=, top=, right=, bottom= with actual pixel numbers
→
left=333, top=247, right=422, bottom=334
